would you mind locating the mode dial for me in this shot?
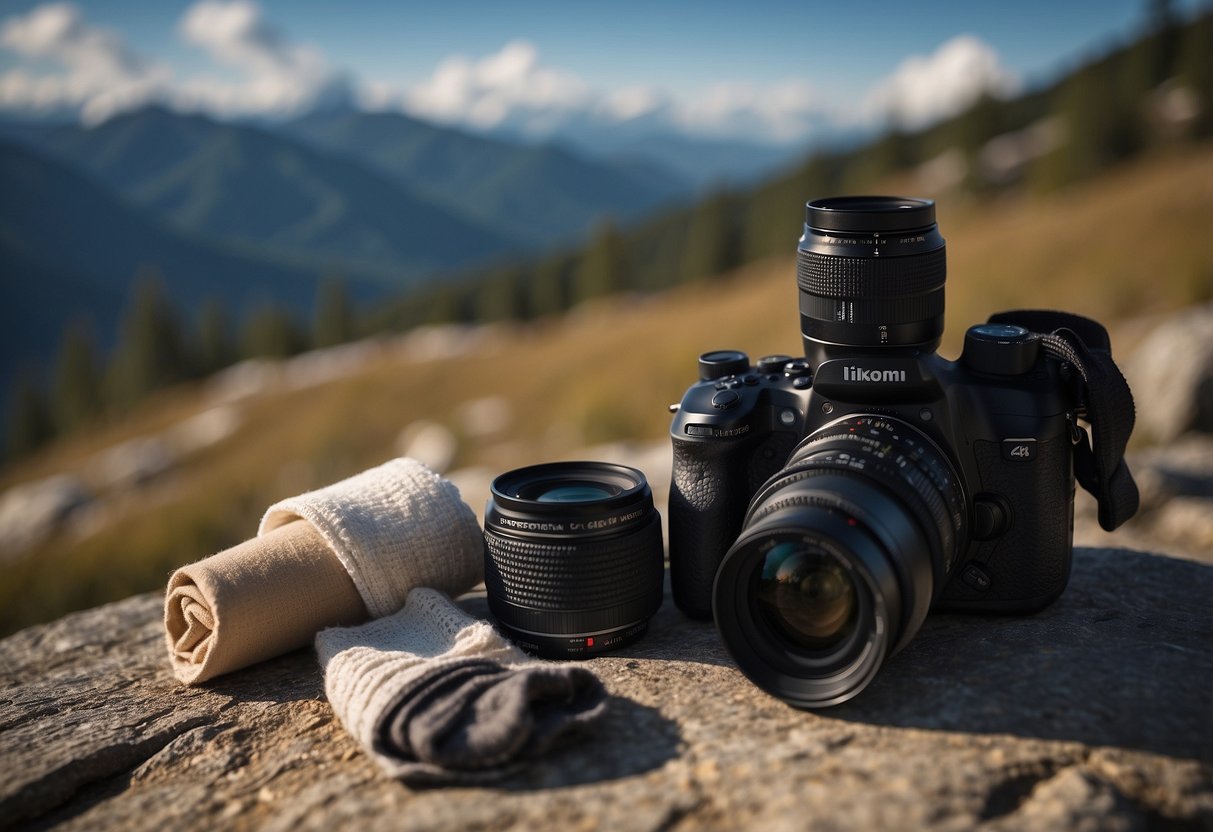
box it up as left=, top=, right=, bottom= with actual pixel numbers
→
left=698, top=350, right=750, bottom=381
left=961, top=324, right=1039, bottom=375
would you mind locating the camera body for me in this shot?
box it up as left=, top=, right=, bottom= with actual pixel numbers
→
left=667, top=195, right=1135, bottom=708
left=669, top=334, right=1076, bottom=619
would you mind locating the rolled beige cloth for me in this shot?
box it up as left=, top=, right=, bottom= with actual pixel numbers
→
left=166, top=521, right=366, bottom=684
left=165, top=457, right=485, bottom=685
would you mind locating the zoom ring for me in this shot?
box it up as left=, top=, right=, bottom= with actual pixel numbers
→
left=797, top=248, right=946, bottom=298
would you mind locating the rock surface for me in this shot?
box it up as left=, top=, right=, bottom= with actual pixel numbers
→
left=2, top=546, right=1211, bottom=831
left=1123, top=301, right=1213, bottom=443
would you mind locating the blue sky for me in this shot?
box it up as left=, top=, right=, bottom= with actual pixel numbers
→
left=1, top=0, right=1207, bottom=141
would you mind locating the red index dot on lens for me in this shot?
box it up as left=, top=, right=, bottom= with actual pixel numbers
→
left=586, top=637, right=594, bottom=647
left=848, top=518, right=858, bottom=526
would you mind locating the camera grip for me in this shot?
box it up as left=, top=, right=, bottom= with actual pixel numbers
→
left=669, top=437, right=754, bottom=618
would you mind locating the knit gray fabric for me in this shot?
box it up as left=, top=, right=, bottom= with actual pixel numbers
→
left=316, top=587, right=608, bottom=786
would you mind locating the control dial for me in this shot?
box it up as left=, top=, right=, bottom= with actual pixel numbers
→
left=698, top=350, right=750, bottom=381
left=961, top=324, right=1040, bottom=375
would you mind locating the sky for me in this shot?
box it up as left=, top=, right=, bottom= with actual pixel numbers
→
left=0, top=0, right=1206, bottom=144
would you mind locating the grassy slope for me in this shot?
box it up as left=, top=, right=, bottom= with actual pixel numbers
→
left=1, top=146, right=1211, bottom=633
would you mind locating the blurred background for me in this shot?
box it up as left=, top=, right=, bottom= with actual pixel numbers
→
left=1, top=0, right=1211, bottom=634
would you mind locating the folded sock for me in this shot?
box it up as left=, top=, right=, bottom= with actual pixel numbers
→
left=316, top=587, right=608, bottom=785
left=165, top=458, right=484, bottom=685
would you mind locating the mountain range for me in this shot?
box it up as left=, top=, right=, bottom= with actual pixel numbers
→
left=0, top=137, right=348, bottom=396
left=282, top=110, right=687, bottom=246
left=0, top=105, right=702, bottom=404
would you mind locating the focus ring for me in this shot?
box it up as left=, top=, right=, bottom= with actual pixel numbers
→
left=797, top=248, right=946, bottom=298
left=484, top=513, right=664, bottom=633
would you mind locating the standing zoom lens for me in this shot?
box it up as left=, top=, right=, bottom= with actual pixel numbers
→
left=713, top=415, right=966, bottom=707
left=798, top=196, right=946, bottom=352
left=484, top=462, right=664, bottom=659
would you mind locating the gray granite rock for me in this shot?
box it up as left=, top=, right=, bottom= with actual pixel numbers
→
left=1, top=546, right=1210, bottom=831
left=1123, top=302, right=1213, bottom=443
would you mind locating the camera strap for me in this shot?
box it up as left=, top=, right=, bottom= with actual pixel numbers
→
left=987, top=310, right=1140, bottom=531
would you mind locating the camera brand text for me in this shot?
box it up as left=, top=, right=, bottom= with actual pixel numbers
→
left=843, top=366, right=907, bottom=382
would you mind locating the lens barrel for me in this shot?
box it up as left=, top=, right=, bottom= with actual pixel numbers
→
left=484, top=461, right=664, bottom=659
left=798, top=196, right=946, bottom=353
left=713, top=415, right=965, bottom=707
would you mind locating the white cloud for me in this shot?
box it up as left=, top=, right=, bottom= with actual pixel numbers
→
left=674, top=80, right=824, bottom=143
left=0, top=1, right=350, bottom=124
left=0, top=6, right=1017, bottom=146
left=861, top=35, right=1020, bottom=128
left=399, top=40, right=590, bottom=131
left=386, top=40, right=830, bottom=144
left=0, top=2, right=169, bottom=124
left=176, top=0, right=352, bottom=117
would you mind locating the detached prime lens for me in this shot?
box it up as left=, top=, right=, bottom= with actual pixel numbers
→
left=797, top=196, right=946, bottom=353
left=484, top=461, right=664, bottom=659
left=713, top=415, right=966, bottom=707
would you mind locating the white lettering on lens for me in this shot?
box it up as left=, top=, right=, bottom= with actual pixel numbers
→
left=498, top=517, right=565, bottom=532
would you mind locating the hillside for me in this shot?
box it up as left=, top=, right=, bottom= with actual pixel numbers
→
left=0, top=139, right=383, bottom=402
left=285, top=111, right=687, bottom=246
left=1, top=145, right=1210, bottom=634
left=12, top=107, right=518, bottom=277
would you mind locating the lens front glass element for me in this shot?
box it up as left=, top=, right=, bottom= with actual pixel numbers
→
left=534, top=483, right=616, bottom=503
left=757, top=543, right=858, bottom=651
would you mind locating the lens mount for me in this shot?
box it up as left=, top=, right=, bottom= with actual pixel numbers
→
left=485, top=461, right=664, bottom=659
left=798, top=195, right=946, bottom=353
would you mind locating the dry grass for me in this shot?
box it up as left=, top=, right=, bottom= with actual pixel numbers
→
left=2, top=146, right=1211, bottom=633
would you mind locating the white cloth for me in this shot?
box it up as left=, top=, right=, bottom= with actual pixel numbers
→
left=260, top=457, right=484, bottom=618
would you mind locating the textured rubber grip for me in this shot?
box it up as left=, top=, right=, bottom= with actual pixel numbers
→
left=669, top=438, right=756, bottom=618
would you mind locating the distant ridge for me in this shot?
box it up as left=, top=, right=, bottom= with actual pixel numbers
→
left=283, top=109, right=688, bottom=246
left=9, top=107, right=518, bottom=277
left=0, top=138, right=368, bottom=395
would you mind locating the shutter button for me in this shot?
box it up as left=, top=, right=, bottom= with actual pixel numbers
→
left=711, top=390, right=741, bottom=409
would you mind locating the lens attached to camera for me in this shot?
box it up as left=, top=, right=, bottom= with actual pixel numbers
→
left=484, top=461, right=664, bottom=659
left=713, top=415, right=965, bottom=707
left=798, top=196, right=946, bottom=353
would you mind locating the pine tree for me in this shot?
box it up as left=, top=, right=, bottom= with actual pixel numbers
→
left=195, top=298, right=233, bottom=376
left=7, top=373, right=54, bottom=459
left=52, top=319, right=102, bottom=434
left=474, top=269, right=524, bottom=323
left=1033, top=59, right=1138, bottom=190
left=527, top=257, right=567, bottom=319
left=954, top=94, right=1002, bottom=189
left=1176, top=12, right=1213, bottom=137
left=679, top=192, right=738, bottom=284
left=242, top=304, right=306, bottom=359
left=572, top=221, right=627, bottom=305
left=313, top=279, right=354, bottom=349
left=108, top=270, right=190, bottom=408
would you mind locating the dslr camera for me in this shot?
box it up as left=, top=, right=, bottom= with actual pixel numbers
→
left=669, top=196, right=1137, bottom=708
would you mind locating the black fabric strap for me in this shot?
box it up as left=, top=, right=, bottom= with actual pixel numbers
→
left=988, top=310, right=1140, bottom=531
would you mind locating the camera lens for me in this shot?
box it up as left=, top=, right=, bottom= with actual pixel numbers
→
left=797, top=195, right=946, bottom=353
left=713, top=415, right=966, bottom=708
left=484, top=461, right=664, bottom=659
left=757, top=543, right=858, bottom=651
